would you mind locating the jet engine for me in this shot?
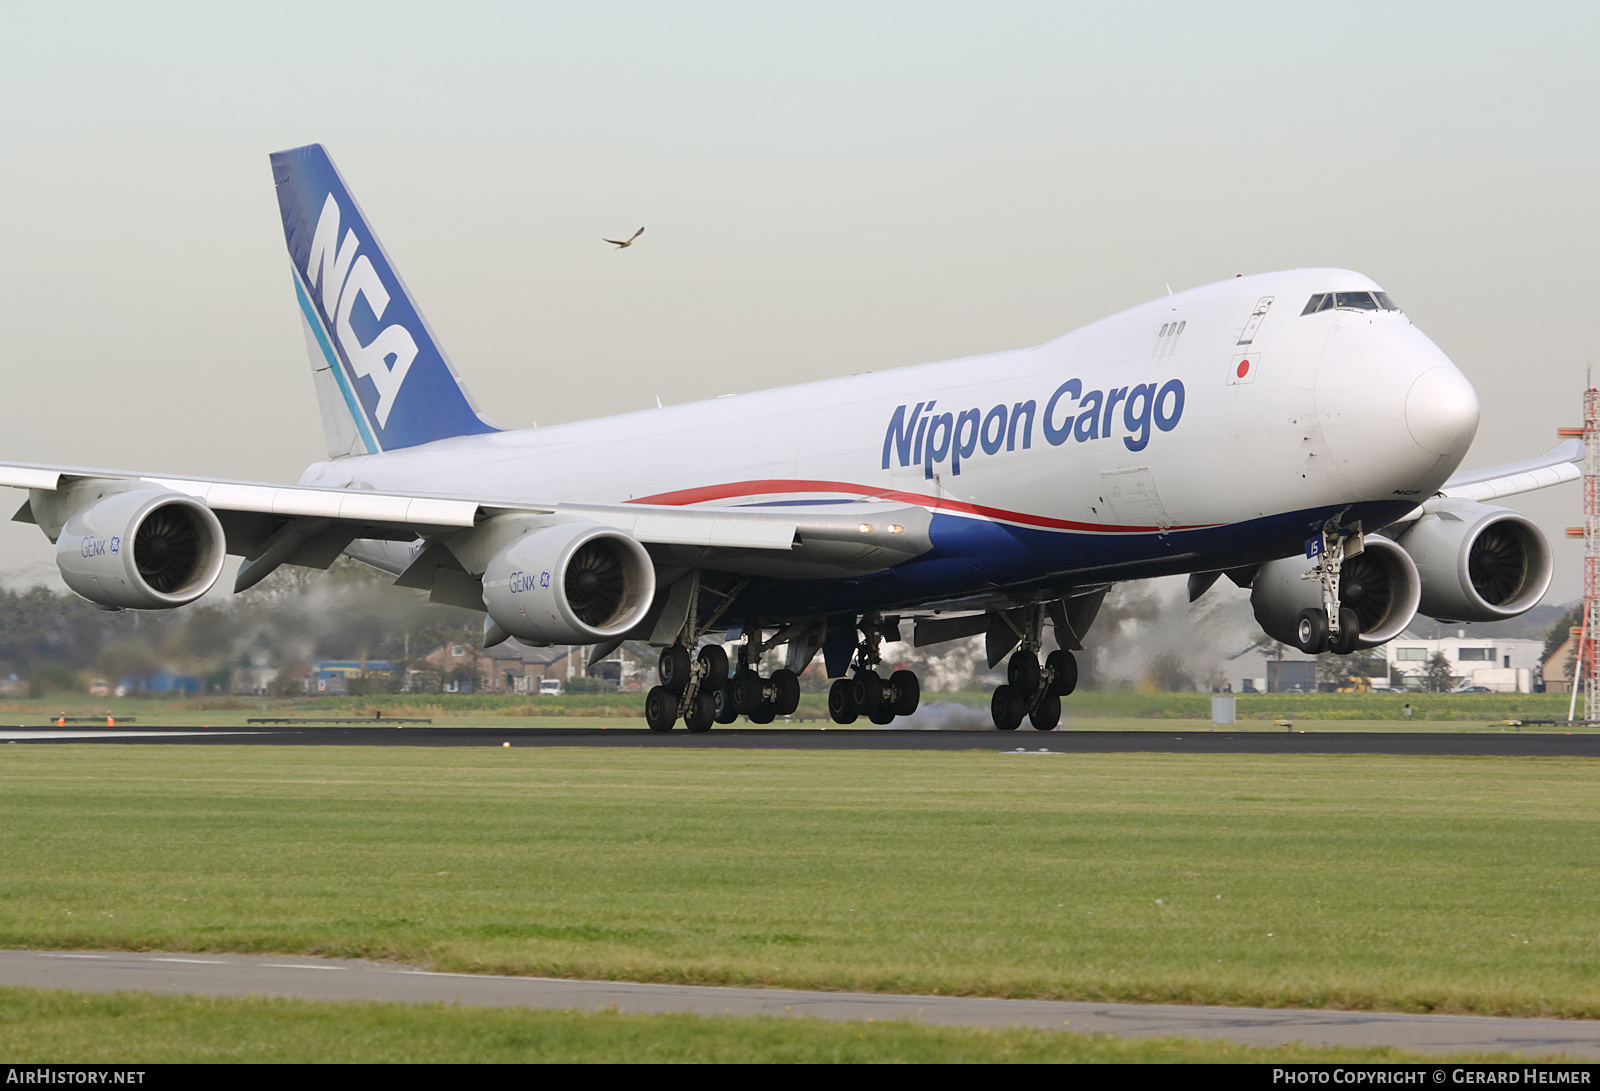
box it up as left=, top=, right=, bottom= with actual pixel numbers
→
left=55, top=489, right=227, bottom=609
left=481, top=522, right=656, bottom=643
left=1394, top=499, right=1553, bottom=622
left=1250, top=534, right=1421, bottom=651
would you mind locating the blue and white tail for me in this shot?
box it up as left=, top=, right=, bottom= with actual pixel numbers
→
left=271, top=143, right=500, bottom=457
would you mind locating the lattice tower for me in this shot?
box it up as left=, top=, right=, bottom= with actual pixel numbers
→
left=1562, top=386, right=1600, bottom=721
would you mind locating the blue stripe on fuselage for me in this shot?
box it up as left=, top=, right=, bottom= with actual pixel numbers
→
left=727, top=498, right=1417, bottom=622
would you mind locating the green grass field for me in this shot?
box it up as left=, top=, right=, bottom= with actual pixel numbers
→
left=0, top=986, right=1501, bottom=1064
left=2, top=745, right=1597, bottom=1021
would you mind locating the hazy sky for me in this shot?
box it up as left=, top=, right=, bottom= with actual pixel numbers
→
left=1, top=2, right=1595, bottom=597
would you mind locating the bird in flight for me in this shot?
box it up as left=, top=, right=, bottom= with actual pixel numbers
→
left=604, top=227, right=644, bottom=249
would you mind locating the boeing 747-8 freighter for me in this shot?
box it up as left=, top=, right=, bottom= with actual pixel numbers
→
left=0, top=145, right=1576, bottom=730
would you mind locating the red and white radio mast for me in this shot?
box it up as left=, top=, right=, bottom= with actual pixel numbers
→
left=1561, top=381, right=1600, bottom=722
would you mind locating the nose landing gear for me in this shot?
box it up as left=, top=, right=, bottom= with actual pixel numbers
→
left=1293, top=523, right=1364, bottom=655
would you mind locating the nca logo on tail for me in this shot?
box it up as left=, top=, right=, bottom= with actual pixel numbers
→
left=303, top=194, right=417, bottom=427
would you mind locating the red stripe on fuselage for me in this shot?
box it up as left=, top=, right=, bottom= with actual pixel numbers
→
left=627, top=479, right=1219, bottom=534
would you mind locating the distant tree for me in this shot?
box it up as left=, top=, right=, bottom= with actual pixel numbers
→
left=1144, top=652, right=1194, bottom=692
left=1422, top=651, right=1459, bottom=693
left=1316, top=649, right=1386, bottom=687
left=1542, top=604, right=1584, bottom=682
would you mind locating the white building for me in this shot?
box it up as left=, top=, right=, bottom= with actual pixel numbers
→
left=1382, top=635, right=1543, bottom=692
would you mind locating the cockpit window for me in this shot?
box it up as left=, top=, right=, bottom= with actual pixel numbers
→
left=1302, top=291, right=1402, bottom=315
left=1335, top=291, right=1379, bottom=310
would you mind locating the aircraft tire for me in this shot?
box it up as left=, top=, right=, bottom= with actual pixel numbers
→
left=644, top=685, right=677, bottom=732
left=1295, top=608, right=1329, bottom=654
left=684, top=691, right=716, bottom=733
left=869, top=704, right=897, bottom=725
left=890, top=669, right=920, bottom=716
left=1007, top=651, right=1041, bottom=697
left=748, top=699, right=776, bottom=725
left=991, top=684, right=1024, bottom=730
left=731, top=668, right=762, bottom=714
left=1046, top=650, right=1078, bottom=696
left=697, top=644, right=729, bottom=686
left=771, top=669, right=801, bottom=715
left=852, top=669, right=883, bottom=716
left=658, top=646, right=692, bottom=693
left=828, top=678, right=859, bottom=724
left=712, top=683, right=740, bottom=724
left=1328, top=608, right=1362, bottom=656
left=1030, top=694, right=1061, bottom=731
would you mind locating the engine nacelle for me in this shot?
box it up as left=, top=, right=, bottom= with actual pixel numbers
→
left=56, top=489, right=226, bottom=609
left=1250, top=534, right=1421, bottom=650
left=1395, top=499, right=1553, bottom=622
left=481, top=522, right=656, bottom=643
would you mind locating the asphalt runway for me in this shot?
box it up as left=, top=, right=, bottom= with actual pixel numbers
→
left=3, top=725, right=1599, bottom=756
left=2, top=950, right=1595, bottom=1059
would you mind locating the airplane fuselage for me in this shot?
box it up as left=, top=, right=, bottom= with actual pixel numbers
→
left=300, top=267, right=1479, bottom=622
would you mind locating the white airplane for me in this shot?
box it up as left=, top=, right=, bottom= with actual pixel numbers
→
left=1, top=145, right=1580, bottom=731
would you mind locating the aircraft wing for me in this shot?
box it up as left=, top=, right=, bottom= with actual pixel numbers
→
left=1437, top=439, right=1584, bottom=503
left=0, top=461, right=932, bottom=593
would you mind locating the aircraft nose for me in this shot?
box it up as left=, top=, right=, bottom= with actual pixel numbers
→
left=1405, top=366, right=1479, bottom=457
left=1316, top=324, right=1478, bottom=496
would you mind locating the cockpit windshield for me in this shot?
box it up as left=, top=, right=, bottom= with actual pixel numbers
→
left=1301, top=291, right=1402, bottom=315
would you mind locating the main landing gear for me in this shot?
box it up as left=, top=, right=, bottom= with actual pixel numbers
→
left=826, top=615, right=922, bottom=726
left=986, top=603, right=1078, bottom=730
left=647, top=643, right=803, bottom=732
left=643, top=579, right=806, bottom=732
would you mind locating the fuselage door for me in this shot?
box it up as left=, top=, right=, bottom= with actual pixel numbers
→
left=1237, top=296, right=1274, bottom=346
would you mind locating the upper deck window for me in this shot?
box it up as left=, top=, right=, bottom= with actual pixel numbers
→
left=1301, top=291, right=1402, bottom=315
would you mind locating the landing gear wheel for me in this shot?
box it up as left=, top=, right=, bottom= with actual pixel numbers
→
left=869, top=705, right=897, bottom=725
left=731, top=668, right=762, bottom=714
left=852, top=670, right=883, bottom=717
left=658, top=646, right=692, bottom=693
left=1007, top=651, right=1041, bottom=697
left=1030, top=693, right=1061, bottom=731
left=748, top=699, right=776, bottom=725
left=644, top=685, right=677, bottom=732
left=697, top=644, right=729, bottom=686
left=890, top=669, right=920, bottom=716
left=828, top=678, right=859, bottom=724
left=771, top=669, right=801, bottom=715
left=990, top=685, right=1024, bottom=731
left=684, top=691, right=716, bottom=733
left=1045, top=649, right=1078, bottom=696
left=712, top=683, right=740, bottom=724
left=1328, top=608, right=1362, bottom=656
left=1295, top=608, right=1330, bottom=655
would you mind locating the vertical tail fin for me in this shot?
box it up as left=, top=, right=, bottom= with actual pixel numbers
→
left=270, top=144, right=500, bottom=456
